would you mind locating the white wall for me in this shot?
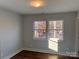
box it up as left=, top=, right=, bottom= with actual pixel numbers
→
left=75, top=18, right=78, bottom=56
left=0, top=8, right=77, bottom=59
left=0, top=38, right=1, bottom=59
left=77, top=11, right=79, bottom=19
left=75, top=12, right=79, bottom=54
left=0, top=9, right=23, bottom=59
left=77, top=11, right=79, bottom=53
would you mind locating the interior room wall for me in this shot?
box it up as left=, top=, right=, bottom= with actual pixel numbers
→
left=0, top=9, right=23, bottom=58
left=77, top=12, right=79, bottom=52
left=0, top=7, right=77, bottom=59
left=0, top=41, right=1, bottom=59
left=23, top=12, right=77, bottom=54
left=75, top=12, right=79, bottom=55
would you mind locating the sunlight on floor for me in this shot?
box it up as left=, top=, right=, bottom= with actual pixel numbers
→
left=48, top=56, right=58, bottom=59
left=48, top=38, right=59, bottom=52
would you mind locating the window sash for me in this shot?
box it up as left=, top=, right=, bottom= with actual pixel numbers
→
left=34, top=29, right=46, bottom=39
left=48, top=29, right=63, bottom=40
left=33, top=20, right=63, bottom=40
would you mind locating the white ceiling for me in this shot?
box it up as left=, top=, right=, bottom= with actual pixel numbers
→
left=0, top=0, right=79, bottom=14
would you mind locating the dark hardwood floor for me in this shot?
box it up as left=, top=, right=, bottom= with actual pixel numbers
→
left=11, top=50, right=79, bottom=59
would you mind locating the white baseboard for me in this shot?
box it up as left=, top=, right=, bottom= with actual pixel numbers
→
left=2, top=48, right=78, bottom=59
left=58, top=52, right=77, bottom=57
left=23, top=48, right=57, bottom=54
left=23, top=48, right=78, bottom=57
left=3, top=48, right=23, bottom=59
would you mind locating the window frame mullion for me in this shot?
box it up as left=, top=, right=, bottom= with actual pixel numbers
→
left=46, top=20, right=48, bottom=40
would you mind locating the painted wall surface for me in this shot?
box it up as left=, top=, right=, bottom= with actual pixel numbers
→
left=77, top=18, right=79, bottom=52
left=76, top=12, right=79, bottom=54
left=24, top=12, right=77, bottom=53
left=0, top=10, right=77, bottom=58
left=0, top=9, right=23, bottom=58
left=77, top=12, right=79, bottom=52
left=0, top=40, right=1, bottom=59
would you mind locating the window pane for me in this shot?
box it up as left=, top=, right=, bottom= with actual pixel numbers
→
left=34, top=21, right=46, bottom=39
left=34, top=29, right=46, bottom=39
left=49, top=21, right=54, bottom=29
left=54, top=30, right=63, bottom=40
left=48, top=20, right=63, bottom=40
left=48, top=30, right=54, bottom=38
left=55, top=21, right=63, bottom=29
left=34, top=21, right=46, bottom=29
left=49, top=21, right=63, bottom=29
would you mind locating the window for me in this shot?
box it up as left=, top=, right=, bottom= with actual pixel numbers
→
left=34, top=20, right=63, bottom=40
left=48, top=21, right=63, bottom=41
left=34, top=21, right=46, bottom=39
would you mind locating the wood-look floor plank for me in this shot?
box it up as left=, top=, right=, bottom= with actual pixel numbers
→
left=11, top=50, right=79, bottom=59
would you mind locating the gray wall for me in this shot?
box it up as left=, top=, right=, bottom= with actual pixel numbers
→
left=77, top=18, right=79, bottom=52
left=24, top=12, right=77, bottom=53
left=0, top=9, right=77, bottom=59
left=77, top=12, right=79, bottom=52
left=0, top=38, right=1, bottom=59
left=0, top=9, right=23, bottom=58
